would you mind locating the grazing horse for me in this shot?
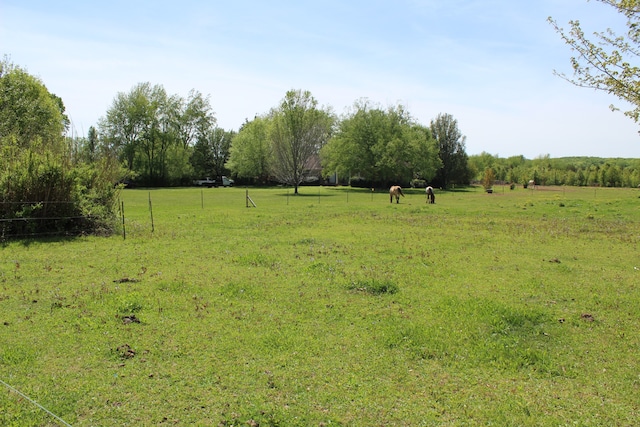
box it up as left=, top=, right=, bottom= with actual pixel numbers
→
left=389, top=186, right=404, bottom=203
left=426, top=186, right=435, bottom=204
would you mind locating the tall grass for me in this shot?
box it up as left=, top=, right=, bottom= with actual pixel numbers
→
left=1, top=185, right=639, bottom=425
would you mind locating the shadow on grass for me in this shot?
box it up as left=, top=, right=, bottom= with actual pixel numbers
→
left=275, top=192, right=335, bottom=198
left=2, top=233, right=91, bottom=248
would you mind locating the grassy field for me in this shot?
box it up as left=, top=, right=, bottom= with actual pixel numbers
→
left=1, top=185, right=639, bottom=426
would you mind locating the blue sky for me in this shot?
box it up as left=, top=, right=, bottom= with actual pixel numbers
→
left=2, top=0, right=639, bottom=158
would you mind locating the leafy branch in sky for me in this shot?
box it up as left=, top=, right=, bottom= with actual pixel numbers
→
left=548, top=0, right=640, bottom=124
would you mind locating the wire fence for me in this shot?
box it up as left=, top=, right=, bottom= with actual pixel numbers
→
left=0, top=378, right=73, bottom=427
left=0, top=201, right=94, bottom=240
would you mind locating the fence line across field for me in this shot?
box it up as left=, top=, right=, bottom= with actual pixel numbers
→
left=1, top=200, right=94, bottom=240
left=0, top=187, right=440, bottom=240
left=6, top=185, right=616, bottom=239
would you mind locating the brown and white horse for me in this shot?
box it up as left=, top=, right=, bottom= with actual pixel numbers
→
left=426, top=186, right=435, bottom=204
left=389, top=186, right=404, bottom=203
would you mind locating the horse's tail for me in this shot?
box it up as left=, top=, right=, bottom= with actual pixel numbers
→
left=398, top=187, right=404, bottom=197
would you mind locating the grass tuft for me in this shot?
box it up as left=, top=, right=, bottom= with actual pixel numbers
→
left=347, top=278, right=399, bottom=295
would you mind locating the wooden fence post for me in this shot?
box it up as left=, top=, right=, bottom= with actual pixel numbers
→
left=121, top=201, right=126, bottom=240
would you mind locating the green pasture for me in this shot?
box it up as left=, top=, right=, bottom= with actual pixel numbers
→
left=1, top=185, right=639, bottom=426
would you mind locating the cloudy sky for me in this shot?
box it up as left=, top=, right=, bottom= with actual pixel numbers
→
left=2, top=0, right=639, bottom=158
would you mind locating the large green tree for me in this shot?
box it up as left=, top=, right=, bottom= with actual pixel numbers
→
left=85, top=126, right=99, bottom=163
left=549, top=1, right=640, bottom=123
left=320, top=101, right=383, bottom=183
left=270, top=90, right=334, bottom=194
left=322, top=100, right=440, bottom=186
left=191, top=126, right=234, bottom=181
left=174, top=89, right=216, bottom=184
left=137, top=85, right=181, bottom=185
left=99, top=83, right=217, bottom=186
left=0, top=59, right=68, bottom=148
left=99, top=83, right=152, bottom=171
left=226, top=117, right=273, bottom=183
left=431, top=113, right=471, bottom=188
left=175, top=90, right=216, bottom=149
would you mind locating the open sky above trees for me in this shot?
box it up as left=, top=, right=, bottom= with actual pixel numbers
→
left=2, top=0, right=639, bottom=159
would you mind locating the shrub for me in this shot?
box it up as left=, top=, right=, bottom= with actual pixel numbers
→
left=1, top=60, right=121, bottom=238
left=482, top=167, right=495, bottom=190
left=0, top=141, right=120, bottom=237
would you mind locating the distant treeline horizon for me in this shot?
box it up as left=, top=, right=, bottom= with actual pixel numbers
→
left=467, top=153, right=640, bottom=188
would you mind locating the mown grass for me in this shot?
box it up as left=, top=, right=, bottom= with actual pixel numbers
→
left=1, top=185, right=639, bottom=426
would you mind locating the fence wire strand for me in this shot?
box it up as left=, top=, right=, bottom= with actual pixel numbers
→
left=0, top=378, right=73, bottom=426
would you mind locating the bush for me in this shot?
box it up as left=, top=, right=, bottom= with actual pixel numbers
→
left=482, top=168, right=495, bottom=190
left=0, top=142, right=120, bottom=238
left=0, top=59, right=121, bottom=238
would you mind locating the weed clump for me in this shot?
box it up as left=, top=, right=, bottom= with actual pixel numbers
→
left=117, top=294, right=143, bottom=314
left=348, top=279, right=399, bottom=295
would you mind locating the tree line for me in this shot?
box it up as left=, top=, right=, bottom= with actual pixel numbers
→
left=89, top=84, right=471, bottom=191
left=88, top=80, right=640, bottom=191
left=469, top=153, right=640, bottom=188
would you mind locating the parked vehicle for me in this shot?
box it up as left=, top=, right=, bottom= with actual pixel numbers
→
left=221, top=176, right=234, bottom=187
left=193, top=178, right=217, bottom=187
